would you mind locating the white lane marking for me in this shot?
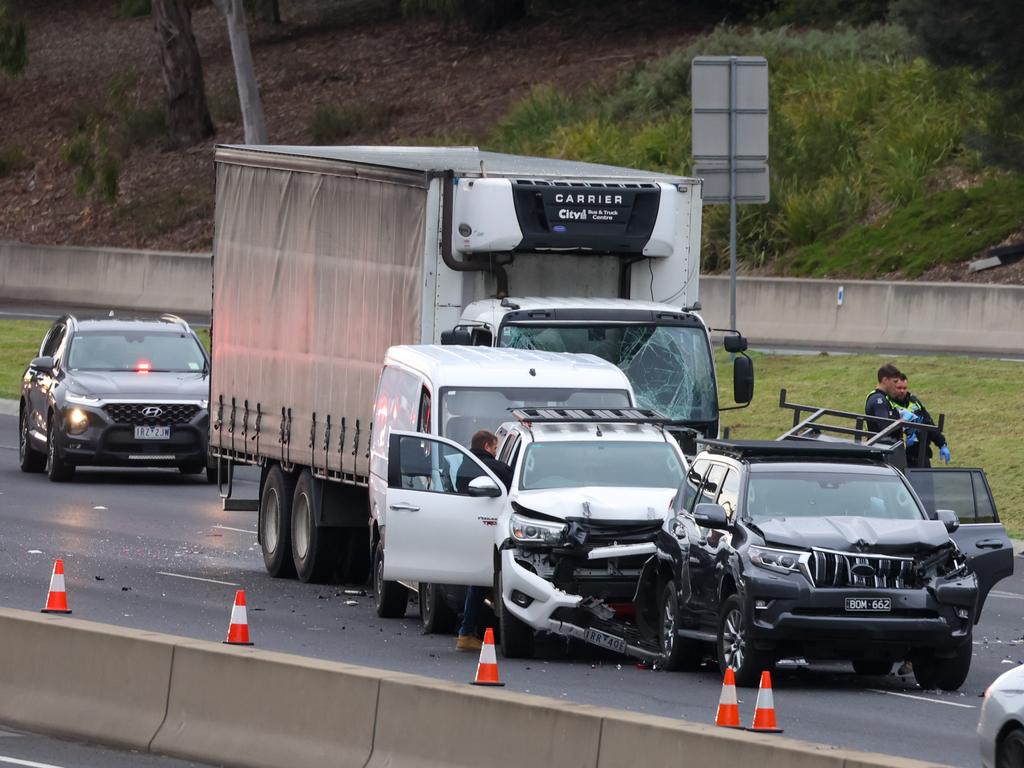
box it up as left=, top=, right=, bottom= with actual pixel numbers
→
left=213, top=525, right=256, bottom=535
left=990, top=590, right=1024, bottom=601
left=867, top=689, right=976, bottom=709
left=0, top=755, right=66, bottom=768
left=156, top=571, right=239, bottom=586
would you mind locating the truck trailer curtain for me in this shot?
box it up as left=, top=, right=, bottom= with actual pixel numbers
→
left=211, top=160, right=427, bottom=479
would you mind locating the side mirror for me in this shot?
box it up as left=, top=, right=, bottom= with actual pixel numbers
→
left=30, top=356, right=55, bottom=374
left=693, top=502, right=731, bottom=531
left=723, top=334, right=748, bottom=353
left=936, top=508, right=960, bottom=533
left=468, top=475, right=502, bottom=498
left=733, top=354, right=754, bottom=404
left=441, top=328, right=472, bottom=346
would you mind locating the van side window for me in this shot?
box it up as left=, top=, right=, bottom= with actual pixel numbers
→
left=418, top=388, right=432, bottom=433
left=370, top=365, right=422, bottom=476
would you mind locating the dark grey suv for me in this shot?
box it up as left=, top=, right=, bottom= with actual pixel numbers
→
left=18, top=314, right=213, bottom=482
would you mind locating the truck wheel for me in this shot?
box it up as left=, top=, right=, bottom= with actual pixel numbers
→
left=496, top=570, right=534, bottom=659
left=912, top=635, right=972, bottom=691
left=45, top=416, right=75, bottom=482
left=659, top=581, right=703, bottom=672
left=291, top=470, right=341, bottom=583
left=19, top=407, right=45, bottom=473
left=373, top=541, right=408, bottom=618
left=852, top=660, right=894, bottom=676
left=419, top=582, right=458, bottom=635
left=717, top=593, right=770, bottom=688
left=998, top=728, right=1024, bottom=768
left=260, top=465, right=296, bottom=578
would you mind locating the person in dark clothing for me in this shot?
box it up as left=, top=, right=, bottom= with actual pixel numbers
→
left=865, top=363, right=905, bottom=435
left=456, top=430, right=512, bottom=652
left=893, top=374, right=951, bottom=468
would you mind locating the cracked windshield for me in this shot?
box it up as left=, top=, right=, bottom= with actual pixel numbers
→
left=500, top=325, right=717, bottom=422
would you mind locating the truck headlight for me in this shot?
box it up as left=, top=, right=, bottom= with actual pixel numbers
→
left=510, top=513, right=567, bottom=546
left=67, top=408, right=89, bottom=435
left=749, top=545, right=809, bottom=578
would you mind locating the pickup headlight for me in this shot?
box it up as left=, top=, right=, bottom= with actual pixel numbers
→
left=749, top=545, right=810, bottom=578
left=65, top=392, right=100, bottom=405
left=510, top=513, right=567, bottom=546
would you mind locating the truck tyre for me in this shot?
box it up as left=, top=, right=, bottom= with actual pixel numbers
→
left=45, top=416, right=75, bottom=482
left=19, top=407, right=45, bottom=473
left=260, top=465, right=296, bottom=578
left=496, top=570, right=534, bottom=659
left=659, top=581, right=703, bottom=672
left=341, top=528, right=371, bottom=585
left=717, top=593, right=770, bottom=688
left=852, top=660, right=893, bottom=676
left=373, top=541, right=408, bottom=618
left=291, top=470, right=341, bottom=583
left=912, top=634, right=972, bottom=691
left=419, top=582, right=458, bottom=635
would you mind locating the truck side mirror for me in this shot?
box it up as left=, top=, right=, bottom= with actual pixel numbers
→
left=733, top=354, right=754, bottom=404
left=467, top=475, right=502, bottom=498
left=723, top=334, right=748, bottom=353
left=440, top=328, right=472, bottom=346
left=30, top=355, right=55, bottom=374
left=936, top=508, right=960, bottom=533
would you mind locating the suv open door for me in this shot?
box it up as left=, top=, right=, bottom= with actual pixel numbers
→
left=906, top=467, right=1013, bottom=618
left=382, top=431, right=505, bottom=587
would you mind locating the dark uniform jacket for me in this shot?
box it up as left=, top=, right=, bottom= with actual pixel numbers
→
left=865, top=388, right=900, bottom=435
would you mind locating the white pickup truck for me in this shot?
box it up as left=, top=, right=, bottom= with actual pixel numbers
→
left=381, top=407, right=686, bottom=658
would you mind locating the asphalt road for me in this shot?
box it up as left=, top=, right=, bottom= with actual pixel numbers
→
left=0, top=725, right=209, bottom=768
left=0, top=410, right=1021, bottom=767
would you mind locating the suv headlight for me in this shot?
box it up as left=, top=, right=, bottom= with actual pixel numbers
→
left=510, top=513, right=567, bottom=546
left=66, top=407, right=90, bottom=435
left=749, top=545, right=810, bottom=578
left=66, top=392, right=100, bottom=405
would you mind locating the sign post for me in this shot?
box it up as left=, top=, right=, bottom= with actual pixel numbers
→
left=692, top=56, right=769, bottom=330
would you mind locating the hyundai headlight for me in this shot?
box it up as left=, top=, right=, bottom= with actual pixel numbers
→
left=749, top=545, right=810, bottom=578
left=67, top=407, right=89, bottom=435
left=510, top=513, right=567, bottom=546
left=65, top=391, right=100, bottom=405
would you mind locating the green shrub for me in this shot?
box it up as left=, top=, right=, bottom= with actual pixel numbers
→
left=0, top=145, right=28, bottom=177
left=113, top=0, right=151, bottom=19
left=307, top=102, right=389, bottom=145
left=0, top=2, right=27, bottom=76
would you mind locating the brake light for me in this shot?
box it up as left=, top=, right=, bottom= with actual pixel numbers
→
left=136, top=359, right=151, bottom=373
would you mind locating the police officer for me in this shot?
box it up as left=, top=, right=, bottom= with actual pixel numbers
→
left=893, top=374, right=951, bottom=468
left=865, top=363, right=905, bottom=435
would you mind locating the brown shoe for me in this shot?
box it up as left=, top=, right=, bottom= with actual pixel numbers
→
left=456, top=634, right=483, bottom=652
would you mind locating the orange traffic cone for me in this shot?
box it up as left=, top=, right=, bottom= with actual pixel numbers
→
left=41, top=559, right=72, bottom=614
left=715, top=668, right=741, bottom=728
left=749, top=670, right=783, bottom=733
left=223, top=589, right=254, bottom=646
left=470, top=628, right=505, bottom=687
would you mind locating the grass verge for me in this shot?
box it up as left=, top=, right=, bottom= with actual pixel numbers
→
left=0, top=320, right=51, bottom=402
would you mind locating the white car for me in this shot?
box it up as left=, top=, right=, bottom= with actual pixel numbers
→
left=380, top=407, right=687, bottom=659
left=979, top=664, right=1024, bottom=768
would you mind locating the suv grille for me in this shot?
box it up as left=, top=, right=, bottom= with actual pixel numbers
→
left=103, top=403, right=200, bottom=425
left=810, top=549, right=915, bottom=589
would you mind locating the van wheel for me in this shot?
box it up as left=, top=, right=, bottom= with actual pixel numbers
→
left=660, top=581, right=703, bottom=672
left=912, top=634, right=972, bottom=691
left=45, top=416, right=75, bottom=482
left=496, top=570, right=534, bottom=658
left=373, top=541, right=408, bottom=618
left=998, top=727, right=1024, bottom=768
left=419, top=582, right=458, bottom=635
left=260, top=465, right=296, bottom=578
left=19, top=407, right=45, bottom=473
left=291, top=470, right=341, bottom=583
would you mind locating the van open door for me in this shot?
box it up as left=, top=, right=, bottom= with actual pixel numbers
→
left=906, top=467, right=1014, bottom=618
left=381, top=430, right=505, bottom=587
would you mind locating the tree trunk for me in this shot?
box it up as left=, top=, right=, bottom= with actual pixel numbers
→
left=152, top=0, right=214, bottom=147
left=213, top=0, right=267, bottom=144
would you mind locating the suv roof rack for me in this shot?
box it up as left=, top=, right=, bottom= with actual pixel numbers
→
left=700, top=438, right=897, bottom=462
left=511, top=407, right=668, bottom=424
left=159, top=313, right=191, bottom=332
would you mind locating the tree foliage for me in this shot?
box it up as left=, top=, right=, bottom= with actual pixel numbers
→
left=0, top=1, right=27, bottom=76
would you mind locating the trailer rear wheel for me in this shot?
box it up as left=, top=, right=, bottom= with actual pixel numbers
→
left=291, top=470, right=342, bottom=583
left=260, top=465, right=296, bottom=578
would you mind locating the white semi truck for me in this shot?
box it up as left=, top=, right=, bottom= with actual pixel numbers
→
left=209, top=145, right=753, bottom=584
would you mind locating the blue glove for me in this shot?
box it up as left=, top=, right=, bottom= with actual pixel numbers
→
left=898, top=408, right=922, bottom=423
left=906, top=431, right=918, bottom=447
left=939, top=445, right=951, bottom=464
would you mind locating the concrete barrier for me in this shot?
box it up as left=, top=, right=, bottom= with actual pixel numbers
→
left=0, top=241, right=211, bottom=315
left=700, top=275, right=1024, bottom=356
left=0, top=607, right=945, bottom=768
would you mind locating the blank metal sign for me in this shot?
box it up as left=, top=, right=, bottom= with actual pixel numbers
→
left=691, top=56, right=769, bottom=162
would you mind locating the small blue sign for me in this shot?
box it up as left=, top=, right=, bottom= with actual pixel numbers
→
left=552, top=225, right=567, bottom=233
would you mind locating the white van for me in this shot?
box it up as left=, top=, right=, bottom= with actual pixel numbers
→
left=368, top=345, right=636, bottom=622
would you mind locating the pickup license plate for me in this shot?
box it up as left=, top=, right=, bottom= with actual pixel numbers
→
left=584, top=628, right=627, bottom=654
left=845, top=597, right=891, bottom=612
left=134, top=425, right=171, bottom=440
